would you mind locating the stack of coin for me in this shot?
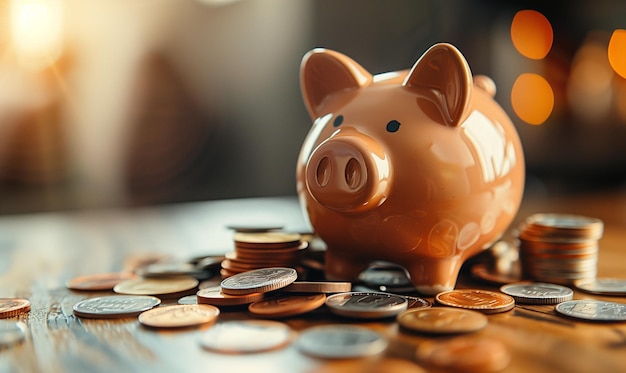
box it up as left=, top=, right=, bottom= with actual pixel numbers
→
left=220, top=232, right=305, bottom=278
left=516, top=213, right=603, bottom=285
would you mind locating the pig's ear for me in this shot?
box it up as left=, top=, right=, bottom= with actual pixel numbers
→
left=301, top=48, right=372, bottom=118
left=403, top=43, right=472, bottom=127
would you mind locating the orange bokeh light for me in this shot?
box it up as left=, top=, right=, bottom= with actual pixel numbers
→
left=608, top=29, right=626, bottom=79
left=511, top=73, right=554, bottom=125
left=510, top=10, right=553, bottom=60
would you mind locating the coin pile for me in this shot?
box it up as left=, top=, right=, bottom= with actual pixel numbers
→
left=220, top=232, right=305, bottom=278
left=516, top=213, right=603, bottom=285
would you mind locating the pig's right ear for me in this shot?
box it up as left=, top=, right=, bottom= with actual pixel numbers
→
left=300, top=49, right=372, bottom=119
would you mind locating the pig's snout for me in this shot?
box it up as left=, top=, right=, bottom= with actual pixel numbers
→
left=305, top=133, right=391, bottom=213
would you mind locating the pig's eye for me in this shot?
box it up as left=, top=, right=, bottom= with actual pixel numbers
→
left=333, top=115, right=344, bottom=127
left=386, top=120, right=401, bottom=133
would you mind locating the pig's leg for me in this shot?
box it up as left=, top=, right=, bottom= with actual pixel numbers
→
left=324, top=249, right=370, bottom=282
left=405, top=257, right=463, bottom=295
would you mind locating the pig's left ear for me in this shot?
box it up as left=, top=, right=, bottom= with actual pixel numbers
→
left=403, top=43, right=472, bottom=127
left=301, top=48, right=373, bottom=119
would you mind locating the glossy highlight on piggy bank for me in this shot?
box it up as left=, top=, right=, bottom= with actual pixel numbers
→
left=296, top=43, right=525, bottom=295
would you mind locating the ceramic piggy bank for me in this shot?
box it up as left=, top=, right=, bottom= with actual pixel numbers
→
left=296, top=43, right=525, bottom=294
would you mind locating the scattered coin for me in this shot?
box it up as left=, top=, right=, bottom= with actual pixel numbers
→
left=220, top=267, right=298, bottom=295
left=416, top=335, right=511, bottom=372
left=574, top=278, right=626, bottom=296
left=178, top=295, right=198, bottom=305
left=325, top=292, right=408, bottom=319
left=138, top=304, right=220, bottom=328
left=73, top=295, right=161, bottom=319
left=135, top=262, right=212, bottom=280
left=281, top=281, right=352, bottom=294
left=295, top=324, right=388, bottom=358
left=404, top=296, right=432, bottom=310
left=199, top=320, right=294, bottom=353
left=397, top=307, right=488, bottom=334
left=248, top=293, right=326, bottom=318
left=555, top=299, right=626, bottom=322
left=196, top=286, right=264, bottom=307
left=0, top=320, right=27, bottom=347
left=0, top=298, right=31, bottom=319
left=195, top=255, right=227, bottom=271
left=113, top=276, right=198, bottom=297
left=500, top=282, right=573, bottom=304
left=435, top=289, right=515, bottom=314
left=66, top=272, right=138, bottom=291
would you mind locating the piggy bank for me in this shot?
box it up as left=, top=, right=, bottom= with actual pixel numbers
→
left=296, top=43, right=525, bottom=295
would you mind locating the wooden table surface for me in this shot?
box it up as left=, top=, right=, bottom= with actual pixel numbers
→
left=1, top=192, right=625, bottom=373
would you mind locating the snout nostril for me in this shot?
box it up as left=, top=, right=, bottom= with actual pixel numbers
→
left=345, top=158, right=362, bottom=189
left=316, top=157, right=331, bottom=187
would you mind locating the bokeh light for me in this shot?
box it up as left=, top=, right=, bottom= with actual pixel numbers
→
left=510, top=10, right=553, bottom=60
left=608, top=29, right=626, bottom=79
left=511, top=73, right=554, bottom=125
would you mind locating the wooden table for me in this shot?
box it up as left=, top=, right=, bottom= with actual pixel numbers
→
left=1, top=192, right=625, bottom=373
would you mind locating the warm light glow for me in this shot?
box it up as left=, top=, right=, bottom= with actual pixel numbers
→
left=10, top=0, right=64, bottom=70
left=608, top=29, right=626, bottom=79
left=510, top=10, right=553, bottom=60
left=511, top=73, right=554, bottom=125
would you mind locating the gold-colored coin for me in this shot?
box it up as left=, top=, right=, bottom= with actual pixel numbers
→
left=397, top=307, right=487, bottom=334
left=435, top=289, right=515, bottom=314
left=281, top=281, right=352, bottom=293
left=248, top=293, right=326, bottom=318
left=113, top=276, right=198, bottom=297
left=138, top=304, right=220, bottom=328
left=0, top=298, right=31, bottom=319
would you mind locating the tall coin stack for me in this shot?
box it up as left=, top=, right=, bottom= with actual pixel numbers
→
left=516, top=213, right=603, bottom=285
left=220, top=232, right=305, bottom=278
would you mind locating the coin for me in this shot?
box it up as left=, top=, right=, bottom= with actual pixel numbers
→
left=0, top=298, right=31, bottom=319
left=233, top=232, right=301, bottom=245
left=178, top=295, right=198, bottom=305
left=113, top=276, right=198, bottom=297
left=220, top=267, right=297, bottom=295
left=196, top=286, right=264, bottom=307
left=226, top=224, right=284, bottom=233
left=416, top=335, right=511, bottom=372
left=325, top=292, right=408, bottom=319
left=138, top=304, right=220, bottom=328
left=66, top=272, right=138, bottom=291
left=135, top=262, right=212, bottom=280
left=405, top=296, right=432, bottom=310
left=555, top=299, right=626, bottom=322
left=281, top=281, right=352, bottom=294
left=574, top=278, right=626, bottom=296
left=295, top=325, right=387, bottom=358
left=248, top=293, right=326, bottom=318
left=199, top=320, right=294, bottom=353
left=72, top=295, right=161, bottom=319
left=0, top=320, right=26, bottom=347
left=397, top=307, right=488, bottom=334
left=500, top=282, right=574, bottom=305
left=435, top=289, right=515, bottom=314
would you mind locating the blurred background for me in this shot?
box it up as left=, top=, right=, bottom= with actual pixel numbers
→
left=0, top=0, right=624, bottom=214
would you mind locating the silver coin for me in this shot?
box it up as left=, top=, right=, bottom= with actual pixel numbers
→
left=295, top=324, right=387, bottom=358
left=199, top=320, right=293, bottom=353
left=555, top=299, right=626, bottom=322
left=574, top=278, right=626, bottom=296
left=325, top=292, right=408, bottom=319
left=0, top=320, right=26, bottom=347
left=73, top=295, right=161, bottom=319
left=178, top=295, right=198, bottom=305
left=500, top=282, right=573, bottom=304
left=220, top=267, right=297, bottom=295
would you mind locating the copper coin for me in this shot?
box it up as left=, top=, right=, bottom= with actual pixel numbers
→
left=66, top=272, right=138, bottom=291
left=113, top=276, right=198, bottom=297
left=281, top=281, right=352, bottom=294
left=196, top=286, right=264, bottom=306
left=435, top=289, right=515, bottom=314
left=199, top=320, right=294, bottom=354
left=220, top=267, right=298, bottom=295
left=416, top=335, right=511, bottom=372
left=397, top=307, right=488, bottom=334
left=138, top=304, right=220, bottom=328
left=248, top=293, right=326, bottom=318
left=73, top=295, right=161, bottom=319
left=0, top=298, right=31, bottom=319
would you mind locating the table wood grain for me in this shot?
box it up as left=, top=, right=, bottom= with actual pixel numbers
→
left=1, top=193, right=625, bottom=373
